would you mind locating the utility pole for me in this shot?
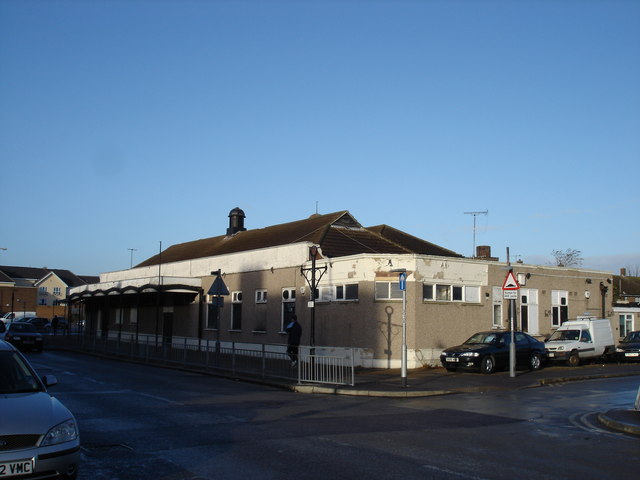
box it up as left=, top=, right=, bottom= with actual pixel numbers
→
left=464, top=210, right=488, bottom=257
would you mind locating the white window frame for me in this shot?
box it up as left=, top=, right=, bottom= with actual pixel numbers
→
left=281, top=287, right=296, bottom=332
left=492, top=286, right=503, bottom=328
left=551, top=290, right=568, bottom=327
left=619, top=314, right=634, bottom=337
left=335, top=283, right=359, bottom=301
left=423, top=284, right=480, bottom=303
left=375, top=281, right=402, bottom=300
left=230, top=291, right=242, bottom=331
left=255, top=289, right=267, bottom=304
left=317, top=283, right=359, bottom=302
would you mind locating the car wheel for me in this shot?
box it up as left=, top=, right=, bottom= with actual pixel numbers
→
left=529, top=352, right=542, bottom=371
left=567, top=351, right=580, bottom=367
left=480, top=355, right=495, bottom=374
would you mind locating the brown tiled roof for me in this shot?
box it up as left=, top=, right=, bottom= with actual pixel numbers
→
left=137, top=211, right=462, bottom=268
left=0, top=266, right=97, bottom=287
left=367, top=225, right=463, bottom=258
left=614, top=275, right=640, bottom=297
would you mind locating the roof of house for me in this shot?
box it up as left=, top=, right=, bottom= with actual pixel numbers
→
left=0, top=266, right=97, bottom=288
left=614, top=275, right=640, bottom=297
left=136, top=211, right=463, bottom=268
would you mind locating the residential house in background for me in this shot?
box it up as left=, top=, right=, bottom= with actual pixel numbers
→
left=0, top=265, right=98, bottom=319
left=613, top=268, right=640, bottom=338
left=69, top=208, right=616, bottom=368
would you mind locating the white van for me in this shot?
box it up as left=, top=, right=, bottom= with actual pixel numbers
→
left=545, top=316, right=615, bottom=366
left=1, top=311, right=37, bottom=323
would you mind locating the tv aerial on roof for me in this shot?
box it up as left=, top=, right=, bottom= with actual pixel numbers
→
left=464, top=209, right=488, bottom=258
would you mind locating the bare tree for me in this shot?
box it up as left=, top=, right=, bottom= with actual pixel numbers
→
left=551, top=248, right=583, bottom=267
left=625, top=265, right=640, bottom=277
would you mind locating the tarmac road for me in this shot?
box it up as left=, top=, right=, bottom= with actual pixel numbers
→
left=25, top=351, right=640, bottom=480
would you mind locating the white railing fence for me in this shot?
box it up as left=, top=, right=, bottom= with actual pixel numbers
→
left=46, top=332, right=355, bottom=386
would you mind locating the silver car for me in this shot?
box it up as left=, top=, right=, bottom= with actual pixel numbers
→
left=0, top=340, right=80, bottom=479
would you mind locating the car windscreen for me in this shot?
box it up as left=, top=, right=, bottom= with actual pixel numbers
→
left=623, top=332, right=640, bottom=343
left=547, top=329, right=580, bottom=342
left=464, top=332, right=500, bottom=345
left=9, top=323, right=37, bottom=333
left=0, top=351, right=42, bottom=394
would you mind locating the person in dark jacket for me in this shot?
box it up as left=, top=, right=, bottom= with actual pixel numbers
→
left=285, top=315, right=302, bottom=367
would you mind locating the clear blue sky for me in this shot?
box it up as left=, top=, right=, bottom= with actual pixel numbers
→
left=1, top=0, right=638, bottom=276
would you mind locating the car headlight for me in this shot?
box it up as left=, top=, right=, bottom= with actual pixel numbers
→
left=460, top=352, right=479, bottom=357
left=41, top=419, right=79, bottom=446
left=616, top=347, right=624, bottom=353
left=555, top=345, right=565, bottom=351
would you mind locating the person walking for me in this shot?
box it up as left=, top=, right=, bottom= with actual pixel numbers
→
left=285, top=315, right=302, bottom=367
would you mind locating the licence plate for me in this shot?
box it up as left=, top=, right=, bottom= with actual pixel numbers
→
left=625, top=353, right=639, bottom=357
left=445, top=357, right=458, bottom=362
left=0, top=459, right=34, bottom=477
left=548, top=352, right=555, bottom=357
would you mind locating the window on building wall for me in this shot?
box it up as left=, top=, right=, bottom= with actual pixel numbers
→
left=281, top=288, right=296, bottom=332
left=206, top=301, right=219, bottom=330
left=316, top=284, right=359, bottom=302
left=231, top=291, right=242, bottom=330
left=492, top=286, right=503, bottom=327
left=255, top=289, right=267, bottom=304
left=619, top=314, right=633, bottom=337
left=552, top=290, right=568, bottom=327
left=375, top=281, right=402, bottom=300
left=53, top=287, right=61, bottom=296
left=39, top=287, right=47, bottom=294
left=336, top=283, right=358, bottom=301
left=423, top=284, right=480, bottom=303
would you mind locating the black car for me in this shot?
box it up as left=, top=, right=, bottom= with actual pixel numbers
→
left=0, top=321, right=44, bottom=352
left=615, top=331, right=640, bottom=362
left=23, top=316, right=52, bottom=333
left=440, top=330, right=547, bottom=374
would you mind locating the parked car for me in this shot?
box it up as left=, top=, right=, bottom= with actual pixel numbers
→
left=545, top=316, right=615, bottom=366
left=22, top=316, right=52, bottom=333
left=1, top=311, right=37, bottom=324
left=0, top=339, right=80, bottom=479
left=0, top=321, right=44, bottom=352
left=615, top=331, right=640, bottom=362
left=440, top=330, right=547, bottom=374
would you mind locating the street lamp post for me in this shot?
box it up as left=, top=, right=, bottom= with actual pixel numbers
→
left=301, top=246, right=327, bottom=352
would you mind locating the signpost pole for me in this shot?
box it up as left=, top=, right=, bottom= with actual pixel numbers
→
left=503, top=248, right=518, bottom=378
left=393, top=269, right=408, bottom=388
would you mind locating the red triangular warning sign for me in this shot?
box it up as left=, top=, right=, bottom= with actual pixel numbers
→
left=502, top=271, right=520, bottom=290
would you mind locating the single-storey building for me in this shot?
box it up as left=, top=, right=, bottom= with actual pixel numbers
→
left=69, top=208, right=615, bottom=368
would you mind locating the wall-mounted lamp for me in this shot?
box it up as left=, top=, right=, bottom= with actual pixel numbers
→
left=387, top=259, right=393, bottom=267
left=585, top=278, right=592, bottom=284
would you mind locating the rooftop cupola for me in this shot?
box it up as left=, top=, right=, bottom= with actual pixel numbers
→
left=227, top=207, right=246, bottom=236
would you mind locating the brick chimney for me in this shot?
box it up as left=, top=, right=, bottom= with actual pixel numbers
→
left=476, top=245, right=499, bottom=261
